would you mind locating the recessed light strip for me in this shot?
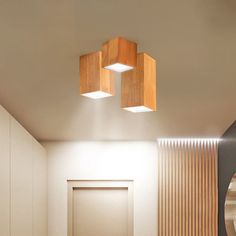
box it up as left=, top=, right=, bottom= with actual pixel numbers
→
left=157, top=138, right=220, bottom=144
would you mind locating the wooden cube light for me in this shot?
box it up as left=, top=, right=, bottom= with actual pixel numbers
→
left=121, top=53, right=156, bottom=112
left=102, top=37, right=137, bottom=73
left=80, top=51, right=115, bottom=99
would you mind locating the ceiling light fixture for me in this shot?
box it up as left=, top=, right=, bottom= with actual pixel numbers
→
left=79, top=37, right=157, bottom=112
left=121, top=53, right=157, bottom=112
left=80, top=51, right=115, bottom=99
left=102, top=37, right=137, bottom=73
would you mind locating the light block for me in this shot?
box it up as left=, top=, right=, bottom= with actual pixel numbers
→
left=102, top=37, right=137, bottom=73
left=121, top=53, right=157, bottom=112
left=80, top=51, right=115, bottom=99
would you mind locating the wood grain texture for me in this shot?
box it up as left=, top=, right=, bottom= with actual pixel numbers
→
left=121, top=53, right=156, bottom=110
left=102, top=37, right=137, bottom=68
left=157, top=139, right=218, bottom=236
left=80, top=51, right=115, bottom=95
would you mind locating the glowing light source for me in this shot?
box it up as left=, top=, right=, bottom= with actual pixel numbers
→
left=123, top=106, right=153, bottom=113
left=104, top=63, right=133, bottom=73
left=157, top=138, right=220, bottom=143
left=81, top=91, right=113, bottom=99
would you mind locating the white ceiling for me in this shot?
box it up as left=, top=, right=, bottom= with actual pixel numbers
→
left=0, top=0, right=235, bottom=141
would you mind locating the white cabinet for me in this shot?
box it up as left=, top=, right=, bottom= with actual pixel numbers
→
left=0, top=105, right=47, bottom=236
left=33, top=139, right=47, bottom=236
left=11, top=118, right=33, bottom=236
left=0, top=106, right=10, bottom=236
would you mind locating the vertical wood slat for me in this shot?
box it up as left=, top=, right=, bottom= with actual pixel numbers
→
left=157, top=139, right=218, bottom=236
left=196, top=141, right=199, bottom=236
left=157, top=143, right=162, bottom=236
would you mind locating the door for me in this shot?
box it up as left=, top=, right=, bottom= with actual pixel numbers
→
left=68, top=180, right=133, bottom=236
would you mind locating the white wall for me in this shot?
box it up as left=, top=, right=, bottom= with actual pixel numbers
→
left=43, top=141, right=157, bottom=236
left=0, top=105, right=47, bottom=236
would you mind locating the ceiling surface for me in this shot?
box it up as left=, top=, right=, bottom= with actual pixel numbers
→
left=0, top=0, right=236, bottom=141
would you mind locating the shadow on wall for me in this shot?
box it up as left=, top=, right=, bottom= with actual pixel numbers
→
left=219, top=120, right=236, bottom=236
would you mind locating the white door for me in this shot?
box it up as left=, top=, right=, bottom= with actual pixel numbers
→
left=68, top=180, right=133, bottom=236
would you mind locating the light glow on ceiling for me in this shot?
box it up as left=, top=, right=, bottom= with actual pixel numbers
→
left=104, top=63, right=133, bottom=73
left=81, top=91, right=112, bottom=99
left=123, top=106, right=153, bottom=113
left=157, top=138, right=220, bottom=143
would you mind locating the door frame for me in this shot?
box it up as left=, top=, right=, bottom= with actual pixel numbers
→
left=67, top=180, right=134, bottom=236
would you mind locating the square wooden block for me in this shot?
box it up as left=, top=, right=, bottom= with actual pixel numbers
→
left=80, top=51, right=115, bottom=99
left=121, top=53, right=156, bottom=112
left=102, top=37, right=137, bottom=73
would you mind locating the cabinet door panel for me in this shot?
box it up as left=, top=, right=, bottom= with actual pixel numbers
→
left=11, top=118, right=33, bottom=236
left=33, top=140, right=47, bottom=236
left=0, top=106, right=10, bottom=236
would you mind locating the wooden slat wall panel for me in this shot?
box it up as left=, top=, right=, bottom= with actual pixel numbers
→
left=157, top=139, right=218, bottom=236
